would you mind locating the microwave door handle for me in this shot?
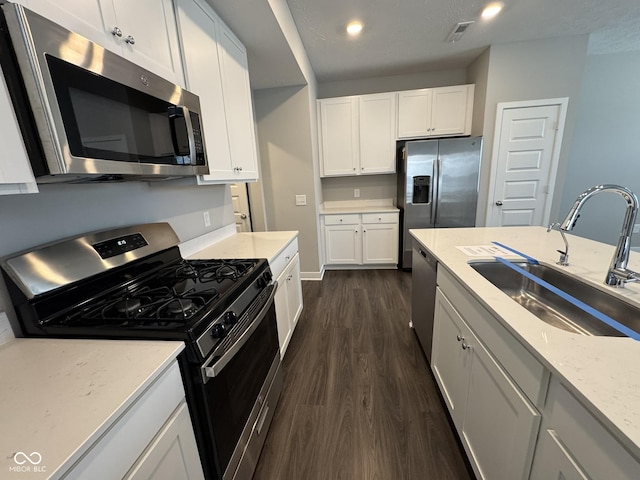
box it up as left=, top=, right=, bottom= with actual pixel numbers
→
left=201, top=283, right=277, bottom=383
left=168, top=106, right=196, bottom=161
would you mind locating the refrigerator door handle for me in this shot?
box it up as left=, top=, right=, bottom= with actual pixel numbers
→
left=432, top=158, right=441, bottom=226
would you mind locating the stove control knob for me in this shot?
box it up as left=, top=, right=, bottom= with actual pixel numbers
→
left=211, top=323, right=226, bottom=339
left=257, top=271, right=272, bottom=288
left=223, top=311, right=238, bottom=325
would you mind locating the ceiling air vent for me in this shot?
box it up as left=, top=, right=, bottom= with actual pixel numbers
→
left=446, top=21, right=474, bottom=43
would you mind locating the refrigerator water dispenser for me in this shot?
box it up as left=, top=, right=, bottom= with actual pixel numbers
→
left=413, top=176, right=430, bottom=204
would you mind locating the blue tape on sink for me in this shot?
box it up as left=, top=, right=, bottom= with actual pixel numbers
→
left=494, top=257, right=640, bottom=341
left=492, top=241, right=539, bottom=264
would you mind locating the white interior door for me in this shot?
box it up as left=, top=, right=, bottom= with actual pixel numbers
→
left=486, top=99, right=568, bottom=227
left=230, top=183, right=252, bottom=232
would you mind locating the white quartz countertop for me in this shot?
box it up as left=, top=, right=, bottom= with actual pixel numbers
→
left=186, top=231, right=298, bottom=262
left=410, top=226, right=640, bottom=457
left=0, top=338, right=184, bottom=479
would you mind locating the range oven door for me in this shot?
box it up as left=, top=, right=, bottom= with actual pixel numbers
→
left=195, top=284, right=281, bottom=480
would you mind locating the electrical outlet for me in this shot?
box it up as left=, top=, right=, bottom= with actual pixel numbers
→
left=354, top=188, right=360, bottom=198
left=203, top=211, right=211, bottom=227
left=295, top=194, right=307, bottom=206
left=634, top=223, right=640, bottom=234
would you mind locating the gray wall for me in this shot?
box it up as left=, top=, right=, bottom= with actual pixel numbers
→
left=467, top=47, right=490, bottom=137
left=558, top=50, right=640, bottom=247
left=317, top=69, right=467, bottom=98
left=0, top=180, right=233, bottom=332
left=254, top=85, right=321, bottom=275
left=321, top=174, right=397, bottom=203
left=475, top=35, right=589, bottom=225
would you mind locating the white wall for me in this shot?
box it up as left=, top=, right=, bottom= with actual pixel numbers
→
left=475, top=35, right=589, bottom=225
left=254, top=85, right=321, bottom=275
left=0, top=180, right=233, bottom=332
left=558, top=50, right=640, bottom=247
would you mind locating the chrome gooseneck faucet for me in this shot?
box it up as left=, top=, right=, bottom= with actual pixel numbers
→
left=556, top=184, right=639, bottom=287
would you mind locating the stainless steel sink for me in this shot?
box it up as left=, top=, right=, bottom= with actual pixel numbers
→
left=470, top=261, right=640, bottom=337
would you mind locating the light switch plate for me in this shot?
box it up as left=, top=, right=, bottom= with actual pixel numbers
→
left=295, top=195, right=307, bottom=206
left=203, top=211, right=211, bottom=227
left=634, top=223, right=640, bottom=234
left=354, top=189, right=360, bottom=198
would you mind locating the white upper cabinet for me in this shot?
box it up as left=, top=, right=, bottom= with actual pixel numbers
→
left=397, top=84, right=474, bottom=138
left=215, top=23, right=259, bottom=181
left=318, top=97, right=359, bottom=176
left=318, top=92, right=396, bottom=177
left=19, top=0, right=184, bottom=85
left=0, top=65, right=37, bottom=195
left=359, top=93, right=397, bottom=174
left=176, top=0, right=259, bottom=184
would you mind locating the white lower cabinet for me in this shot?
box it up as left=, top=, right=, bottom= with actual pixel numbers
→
left=272, top=239, right=303, bottom=357
left=65, top=361, right=204, bottom=480
left=432, top=287, right=541, bottom=480
left=125, top=402, right=204, bottom=480
left=530, top=377, right=640, bottom=479
left=323, top=212, right=398, bottom=267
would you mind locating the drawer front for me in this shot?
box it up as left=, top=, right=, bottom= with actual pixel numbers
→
left=270, top=238, right=299, bottom=280
left=362, top=212, right=398, bottom=224
left=323, top=214, right=360, bottom=226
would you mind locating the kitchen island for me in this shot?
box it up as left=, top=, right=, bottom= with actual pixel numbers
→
left=411, top=226, right=640, bottom=479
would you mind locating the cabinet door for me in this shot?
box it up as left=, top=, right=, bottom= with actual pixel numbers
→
left=285, top=253, right=303, bottom=328
left=175, top=0, right=232, bottom=181
left=319, top=97, right=359, bottom=176
left=530, top=430, right=589, bottom=480
left=325, top=224, right=361, bottom=264
left=397, top=89, right=432, bottom=138
left=462, top=329, right=541, bottom=480
left=431, top=290, right=471, bottom=428
left=16, top=0, right=114, bottom=53
left=217, top=22, right=259, bottom=181
left=430, top=85, right=472, bottom=137
left=362, top=222, right=398, bottom=264
left=359, top=93, right=396, bottom=174
left=274, top=268, right=293, bottom=357
left=111, top=0, right=184, bottom=85
left=0, top=65, right=38, bottom=195
left=125, top=402, right=205, bottom=480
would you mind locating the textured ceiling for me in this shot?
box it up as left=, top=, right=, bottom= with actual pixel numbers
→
left=208, top=0, right=640, bottom=88
left=286, top=0, right=640, bottom=82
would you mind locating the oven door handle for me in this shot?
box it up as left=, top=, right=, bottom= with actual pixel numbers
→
left=202, top=282, right=277, bottom=382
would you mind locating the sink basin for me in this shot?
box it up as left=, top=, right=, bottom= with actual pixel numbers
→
left=470, top=261, right=640, bottom=337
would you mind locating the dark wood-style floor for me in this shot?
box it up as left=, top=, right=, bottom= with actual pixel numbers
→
left=253, top=269, right=472, bottom=480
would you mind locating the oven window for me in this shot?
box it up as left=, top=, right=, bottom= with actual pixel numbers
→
left=46, top=54, right=180, bottom=164
left=204, top=303, right=279, bottom=474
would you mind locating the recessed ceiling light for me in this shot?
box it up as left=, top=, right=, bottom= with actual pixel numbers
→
left=481, top=2, right=504, bottom=19
left=346, top=21, right=363, bottom=36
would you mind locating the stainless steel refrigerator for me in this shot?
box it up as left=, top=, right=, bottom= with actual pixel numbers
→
left=397, top=137, right=482, bottom=269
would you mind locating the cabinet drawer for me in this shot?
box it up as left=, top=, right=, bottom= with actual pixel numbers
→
left=362, top=212, right=398, bottom=224
left=270, top=238, right=299, bottom=280
left=323, top=214, right=360, bottom=226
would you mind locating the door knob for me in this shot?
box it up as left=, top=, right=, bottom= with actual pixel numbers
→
left=495, top=200, right=503, bottom=206
left=240, top=214, right=247, bottom=219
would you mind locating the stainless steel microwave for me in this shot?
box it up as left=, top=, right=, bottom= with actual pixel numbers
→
left=0, top=3, right=208, bottom=182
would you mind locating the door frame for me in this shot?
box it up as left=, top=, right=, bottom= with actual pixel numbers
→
left=485, top=98, right=569, bottom=227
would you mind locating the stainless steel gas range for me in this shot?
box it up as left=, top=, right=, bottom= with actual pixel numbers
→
left=1, top=223, right=282, bottom=480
